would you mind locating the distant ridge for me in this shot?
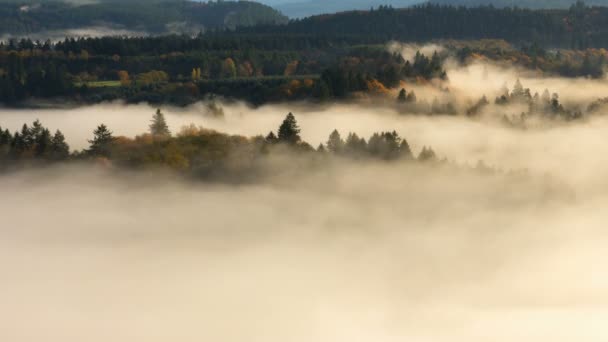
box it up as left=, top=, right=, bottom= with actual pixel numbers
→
left=428, top=0, right=608, bottom=8
left=0, top=0, right=288, bottom=36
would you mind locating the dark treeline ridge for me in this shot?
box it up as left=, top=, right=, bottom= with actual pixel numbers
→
left=0, top=110, right=439, bottom=180
left=244, top=1, right=606, bottom=49
left=430, top=0, right=608, bottom=9
left=0, top=36, right=447, bottom=105
left=0, top=0, right=287, bottom=35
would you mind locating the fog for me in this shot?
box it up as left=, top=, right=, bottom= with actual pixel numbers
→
left=3, top=55, right=608, bottom=341
left=2, top=147, right=608, bottom=341
left=2, top=99, right=608, bottom=184
left=0, top=27, right=147, bottom=43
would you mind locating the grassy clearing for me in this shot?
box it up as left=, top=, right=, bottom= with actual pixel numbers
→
left=76, top=81, right=122, bottom=88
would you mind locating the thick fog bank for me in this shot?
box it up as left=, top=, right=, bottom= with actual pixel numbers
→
left=1, top=160, right=608, bottom=341
left=2, top=101, right=608, bottom=187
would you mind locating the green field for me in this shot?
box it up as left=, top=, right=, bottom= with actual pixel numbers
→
left=76, top=81, right=122, bottom=88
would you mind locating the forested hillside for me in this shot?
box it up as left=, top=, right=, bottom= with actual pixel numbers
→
left=0, top=0, right=287, bottom=36
left=247, top=2, right=608, bottom=48
left=431, top=0, right=608, bottom=9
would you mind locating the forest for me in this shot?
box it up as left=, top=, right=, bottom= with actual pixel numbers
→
left=1, top=33, right=607, bottom=106
left=248, top=1, right=608, bottom=49
left=0, top=110, right=440, bottom=180
left=1, top=1, right=608, bottom=107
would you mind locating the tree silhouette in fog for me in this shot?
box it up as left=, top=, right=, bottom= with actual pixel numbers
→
left=278, top=112, right=301, bottom=144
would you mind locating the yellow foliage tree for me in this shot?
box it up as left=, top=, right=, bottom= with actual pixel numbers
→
left=117, top=70, right=130, bottom=86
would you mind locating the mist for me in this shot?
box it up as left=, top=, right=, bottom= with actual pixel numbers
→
left=2, top=147, right=608, bottom=341
left=0, top=27, right=147, bottom=43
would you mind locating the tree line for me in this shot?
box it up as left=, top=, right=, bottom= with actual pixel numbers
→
left=246, top=1, right=607, bottom=49
left=0, top=110, right=438, bottom=176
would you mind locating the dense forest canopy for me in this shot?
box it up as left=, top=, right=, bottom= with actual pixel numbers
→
left=0, top=0, right=287, bottom=36
left=245, top=1, right=608, bottom=49
left=431, top=0, right=608, bottom=8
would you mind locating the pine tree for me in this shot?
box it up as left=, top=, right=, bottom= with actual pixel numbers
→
left=418, top=146, right=437, bottom=162
left=265, top=131, right=278, bottom=144
left=326, top=129, right=344, bottom=153
left=406, top=91, right=417, bottom=103
left=397, top=88, right=407, bottom=103
left=150, top=109, right=171, bottom=137
left=20, top=124, right=33, bottom=149
left=34, top=128, right=51, bottom=157
left=49, top=130, right=70, bottom=160
left=10, top=132, right=25, bottom=159
left=88, top=124, right=115, bottom=157
left=277, top=112, right=301, bottom=144
left=400, top=139, right=413, bottom=159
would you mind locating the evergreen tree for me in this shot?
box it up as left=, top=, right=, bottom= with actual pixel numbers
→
left=150, top=108, right=171, bottom=137
left=326, top=129, right=344, bottom=153
left=406, top=91, right=417, bottom=103
left=34, top=128, right=51, bottom=157
left=49, top=130, right=70, bottom=160
left=397, top=88, right=407, bottom=103
left=265, top=131, right=278, bottom=144
left=277, top=112, right=301, bottom=144
left=418, top=146, right=437, bottom=162
left=400, top=139, right=413, bottom=159
left=10, top=132, right=25, bottom=159
left=88, top=124, right=115, bottom=157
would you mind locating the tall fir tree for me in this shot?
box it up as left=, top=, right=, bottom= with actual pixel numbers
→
left=150, top=108, right=171, bottom=137
left=277, top=112, right=301, bottom=144
left=88, top=124, right=115, bottom=157
left=49, top=130, right=70, bottom=160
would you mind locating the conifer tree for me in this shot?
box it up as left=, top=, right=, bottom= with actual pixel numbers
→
left=49, top=130, right=70, bottom=160
left=326, top=129, right=344, bottom=153
left=88, top=124, right=115, bottom=157
left=34, top=128, right=51, bottom=157
left=397, top=88, right=407, bottom=103
left=277, top=112, right=301, bottom=144
left=150, top=108, right=171, bottom=137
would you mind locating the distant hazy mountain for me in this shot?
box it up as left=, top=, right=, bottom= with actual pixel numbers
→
left=262, top=0, right=608, bottom=18
left=0, top=0, right=287, bottom=37
left=259, top=0, right=423, bottom=18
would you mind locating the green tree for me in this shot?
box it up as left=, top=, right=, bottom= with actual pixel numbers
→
left=277, top=112, right=301, bottom=144
left=88, top=124, right=115, bottom=157
left=34, top=128, right=51, bottom=157
left=49, top=130, right=70, bottom=160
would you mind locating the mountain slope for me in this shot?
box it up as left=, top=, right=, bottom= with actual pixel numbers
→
left=244, top=4, right=608, bottom=48
left=0, top=0, right=288, bottom=36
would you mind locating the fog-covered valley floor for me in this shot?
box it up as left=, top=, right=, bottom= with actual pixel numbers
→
left=2, top=100, right=608, bottom=341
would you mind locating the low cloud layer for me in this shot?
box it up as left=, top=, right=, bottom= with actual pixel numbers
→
left=0, top=27, right=147, bottom=43
left=1, top=156, right=608, bottom=341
